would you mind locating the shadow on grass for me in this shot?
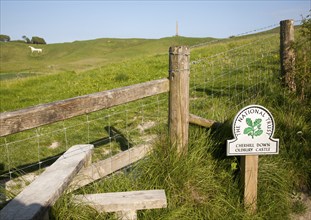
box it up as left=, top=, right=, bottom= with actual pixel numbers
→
left=208, top=120, right=234, bottom=160
left=0, top=126, right=132, bottom=179
left=0, top=72, right=39, bottom=81
left=194, top=83, right=267, bottom=98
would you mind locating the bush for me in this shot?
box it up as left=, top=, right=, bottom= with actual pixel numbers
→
left=0, top=34, right=10, bottom=42
left=31, top=36, right=46, bottom=44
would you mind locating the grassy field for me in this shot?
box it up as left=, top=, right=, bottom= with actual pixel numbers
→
left=0, top=36, right=215, bottom=112
left=0, top=36, right=214, bottom=77
left=0, top=28, right=310, bottom=220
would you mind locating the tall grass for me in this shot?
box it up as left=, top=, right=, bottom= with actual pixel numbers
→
left=51, top=126, right=296, bottom=219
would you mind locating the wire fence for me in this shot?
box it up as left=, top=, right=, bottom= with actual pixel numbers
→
left=0, top=93, right=168, bottom=187
left=0, top=21, right=295, bottom=202
left=189, top=30, right=280, bottom=122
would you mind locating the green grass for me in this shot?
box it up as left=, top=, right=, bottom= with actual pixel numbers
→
left=0, top=36, right=215, bottom=75
left=50, top=128, right=297, bottom=220
left=1, top=28, right=310, bottom=219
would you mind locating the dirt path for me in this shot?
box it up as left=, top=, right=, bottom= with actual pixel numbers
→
left=292, top=193, right=311, bottom=220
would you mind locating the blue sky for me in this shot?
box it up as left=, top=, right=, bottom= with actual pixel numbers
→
left=1, top=0, right=310, bottom=44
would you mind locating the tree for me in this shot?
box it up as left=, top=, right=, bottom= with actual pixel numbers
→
left=22, top=35, right=31, bottom=43
left=31, top=36, right=46, bottom=44
left=0, top=34, right=10, bottom=42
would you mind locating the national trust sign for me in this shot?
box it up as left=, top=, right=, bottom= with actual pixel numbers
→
left=227, top=105, right=279, bottom=156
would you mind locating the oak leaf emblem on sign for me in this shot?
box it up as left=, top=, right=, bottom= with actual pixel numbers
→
left=243, top=118, right=263, bottom=139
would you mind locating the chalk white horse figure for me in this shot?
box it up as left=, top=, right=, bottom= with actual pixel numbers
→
left=29, top=46, right=42, bottom=53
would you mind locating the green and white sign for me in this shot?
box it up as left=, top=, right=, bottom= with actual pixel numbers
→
left=227, top=105, right=279, bottom=156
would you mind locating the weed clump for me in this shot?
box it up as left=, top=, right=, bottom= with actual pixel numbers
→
left=114, top=73, right=130, bottom=82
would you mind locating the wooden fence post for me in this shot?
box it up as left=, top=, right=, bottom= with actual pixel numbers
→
left=280, top=19, right=296, bottom=92
left=168, top=46, right=190, bottom=155
left=241, top=155, right=258, bottom=214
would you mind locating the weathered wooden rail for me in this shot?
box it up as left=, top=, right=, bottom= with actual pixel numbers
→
left=0, top=144, right=93, bottom=220
left=0, top=78, right=169, bottom=137
left=69, top=140, right=154, bottom=191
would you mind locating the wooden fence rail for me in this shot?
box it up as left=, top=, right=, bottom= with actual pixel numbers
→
left=0, top=78, right=169, bottom=137
left=0, top=144, right=93, bottom=220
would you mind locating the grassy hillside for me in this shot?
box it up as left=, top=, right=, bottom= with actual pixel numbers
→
left=0, top=36, right=215, bottom=76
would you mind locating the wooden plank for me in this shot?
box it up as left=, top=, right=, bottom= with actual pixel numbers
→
left=169, top=46, right=190, bottom=155
left=189, top=114, right=216, bottom=128
left=0, top=144, right=93, bottom=220
left=72, top=190, right=167, bottom=212
left=69, top=142, right=153, bottom=191
left=241, top=155, right=258, bottom=213
left=0, top=78, right=169, bottom=137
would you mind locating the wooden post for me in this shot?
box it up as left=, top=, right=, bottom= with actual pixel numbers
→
left=169, top=46, right=190, bottom=155
left=280, top=19, right=296, bottom=92
left=241, top=155, right=258, bottom=213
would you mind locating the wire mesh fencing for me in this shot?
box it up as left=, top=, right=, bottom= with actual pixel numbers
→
left=189, top=30, right=280, bottom=122
left=0, top=92, right=168, bottom=201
